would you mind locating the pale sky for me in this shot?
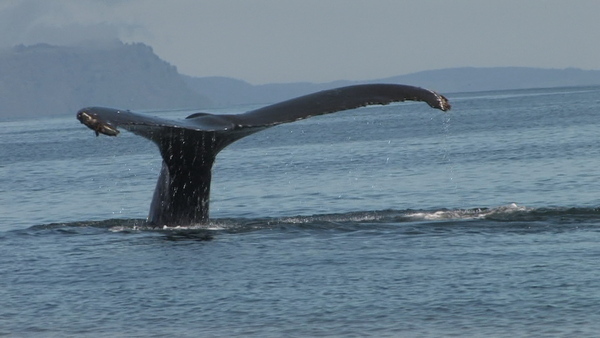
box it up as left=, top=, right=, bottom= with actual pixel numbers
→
left=1, top=0, right=599, bottom=84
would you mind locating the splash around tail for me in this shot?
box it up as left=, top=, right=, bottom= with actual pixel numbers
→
left=24, top=203, right=600, bottom=238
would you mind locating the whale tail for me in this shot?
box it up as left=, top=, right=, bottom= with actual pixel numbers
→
left=77, top=84, right=450, bottom=226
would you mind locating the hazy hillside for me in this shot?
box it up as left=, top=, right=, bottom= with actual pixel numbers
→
left=186, top=67, right=600, bottom=107
left=0, top=41, right=210, bottom=119
left=183, top=75, right=350, bottom=107
left=381, top=67, right=600, bottom=93
left=2, top=39, right=599, bottom=119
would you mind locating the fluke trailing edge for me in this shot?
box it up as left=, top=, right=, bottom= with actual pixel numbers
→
left=77, top=84, right=451, bottom=226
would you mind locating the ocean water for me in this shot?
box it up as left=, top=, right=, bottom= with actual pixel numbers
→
left=1, top=86, right=600, bottom=337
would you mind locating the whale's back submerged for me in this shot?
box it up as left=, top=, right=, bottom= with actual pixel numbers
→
left=77, top=84, right=450, bottom=226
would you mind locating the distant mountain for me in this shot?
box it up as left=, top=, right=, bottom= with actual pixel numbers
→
left=0, top=41, right=210, bottom=119
left=2, top=39, right=599, bottom=120
left=185, top=67, right=600, bottom=107
left=183, top=76, right=352, bottom=108
left=380, top=67, right=600, bottom=93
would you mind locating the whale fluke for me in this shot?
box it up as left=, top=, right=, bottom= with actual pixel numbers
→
left=77, top=84, right=450, bottom=226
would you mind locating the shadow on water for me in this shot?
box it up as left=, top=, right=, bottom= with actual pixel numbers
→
left=14, top=204, right=600, bottom=241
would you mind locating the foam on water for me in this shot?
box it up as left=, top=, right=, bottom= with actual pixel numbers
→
left=21, top=204, right=600, bottom=238
left=404, top=203, right=529, bottom=221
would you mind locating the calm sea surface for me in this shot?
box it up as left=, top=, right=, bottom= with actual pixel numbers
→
left=1, top=86, right=600, bottom=337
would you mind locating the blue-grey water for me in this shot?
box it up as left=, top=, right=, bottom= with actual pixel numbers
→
left=2, top=86, right=600, bottom=337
